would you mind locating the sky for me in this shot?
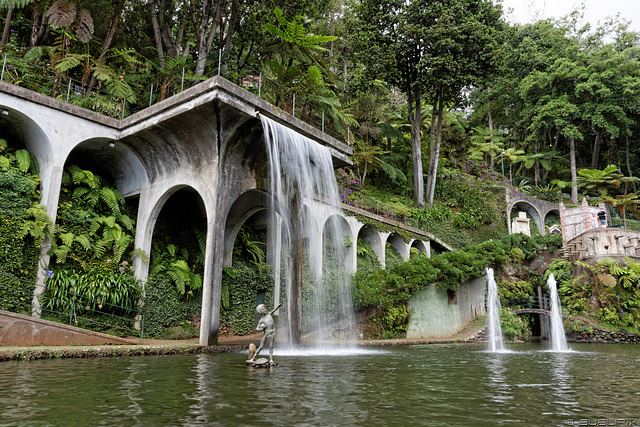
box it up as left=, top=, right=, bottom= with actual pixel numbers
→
left=497, top=0, right=640, bottom=32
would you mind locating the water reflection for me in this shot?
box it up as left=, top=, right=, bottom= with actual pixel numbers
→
left=184, top=353, right=220, bottom=425
left=485, top=352, right=512, bottom=407
left=548, top=352, right=579, bottom=417
left=0, top=343, right=639, bottom=426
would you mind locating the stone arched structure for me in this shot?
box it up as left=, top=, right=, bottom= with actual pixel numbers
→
left=0, top=77, right=454, bottom=346
left=507, top=192, right=560, bottom=235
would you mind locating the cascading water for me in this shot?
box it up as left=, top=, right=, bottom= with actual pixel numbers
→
left=486, top=267, right=506, bottom=352
left=546, top=273, right=569, bottom=352
left=261, top=115, right=356, bottom=350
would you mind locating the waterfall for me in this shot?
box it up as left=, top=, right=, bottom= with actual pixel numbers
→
left=261, top=115, right=356, bottom=349
left=486, top=267, right=506, bottom=352
left=547, top=273, right=569, bottom=352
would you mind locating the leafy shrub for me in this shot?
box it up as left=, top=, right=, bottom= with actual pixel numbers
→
left=45, top=265, right=141, bottom=314
left=500, top=308, right=532, bottom=341
left=220, top=261, right=274, bottom=335
left=564, top=317, right=594, bottom=335
left=497, top=279, right=534, bottom=301
left=143, top=274, right=185, bottom=338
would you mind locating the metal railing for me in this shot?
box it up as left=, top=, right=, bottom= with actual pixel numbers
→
left=1, top=54, right=127, bottom=119
left=609, top=217, right=640, bottom=231
left=0, top=50, right=352, bottom=142
left=502, top=295, right=552, bottom=311
left=0, top=271, right=144, bottom=338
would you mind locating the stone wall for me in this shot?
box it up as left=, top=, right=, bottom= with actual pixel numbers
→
left=567, top=328, right=640, bottom=344
left=406, top=276, right=486, bottom=339
left=0, top=310, right=139, bottom=346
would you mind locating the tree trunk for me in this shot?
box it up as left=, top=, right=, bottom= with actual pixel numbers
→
left=543, top=128, right=560, bottom=182
left=222, top=0, right=239, bottom=53
left=426, top=89, right=445, bottom=207
left=570, top=135, right=579, bottom=204
left=88, top=0, right=127, bottom=88
left=425, top=103, right=437, bottom=205
left=30, top=0, right=42, bottom=47
left=407, top=87, right=423, bottom=207
left=2, top=7, right=13, bottom=45
left=195, top=0, right=222, bottom=75
left=591, top=129, right=601, bottom=169
left=147, top=0, right=165, bottom=69
left=534, top=130, right=542, bottom=185
left=626, top=134, right=636, bottom=192
left=488, top=99, right=494, bottom=169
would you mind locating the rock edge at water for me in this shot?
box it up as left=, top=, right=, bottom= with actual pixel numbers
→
left=0, top=344, right=248, bottom=362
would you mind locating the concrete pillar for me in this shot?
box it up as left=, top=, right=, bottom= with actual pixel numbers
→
left=200, top=212, right=219, bottom=346
left=32, top=162, right=64, bottom=318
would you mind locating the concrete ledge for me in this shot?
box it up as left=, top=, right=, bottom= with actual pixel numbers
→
left=0, top=310, right=140, bottom=346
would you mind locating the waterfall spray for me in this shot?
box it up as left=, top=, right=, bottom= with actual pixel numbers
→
left=261, top=115, right=356, bottom=349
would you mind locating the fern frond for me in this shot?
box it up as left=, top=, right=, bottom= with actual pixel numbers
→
left=75, top=234, right=92, bottom=251
left=94, top=239, right=110, bottom=259
left=54, top=54, right=84, bottom=73
left=59, top=232, right=75, bottom=247
left=14, top=149, right=31, bottom=173
left=99, top=187, right=121, bottom=215
left=46, top=0, right=76, bottom=28
left=75, top=8, right=93, bottom=43
left=0, top=155, right=10, bottom=171
left=0, top=0, right=35, bottom=9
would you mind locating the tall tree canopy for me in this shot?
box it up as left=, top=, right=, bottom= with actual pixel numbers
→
left=352, top=0, right=505, bottom=206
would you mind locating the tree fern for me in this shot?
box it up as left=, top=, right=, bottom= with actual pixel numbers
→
left=46, top=0, right=77, bottom=28
left=0, top=0, right=35, bottom=8
left=75, top=7, right=93, bottom=43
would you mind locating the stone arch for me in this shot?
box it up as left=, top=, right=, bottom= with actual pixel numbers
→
left=386, top=232, right=409, bottom=263
left=543, top=208, right=561, bottom=233
left=410, top=239, right=429, bottom=257
left=323, top=213, right=354, bottom=273
left=509, top=200, right=544, bottom=235
left=133, top=178, right=214, bottom=285
left=0, top=106, right=58, bottom=216
left=0, top=105, right=54, bottom=170
left=223, top=189, right=271, bottom=268
left=358, top=224, right=384, bottom=268
left=65, top=138, right=149, bottom=199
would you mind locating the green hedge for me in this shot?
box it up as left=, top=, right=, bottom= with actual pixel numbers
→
left=220, top=261, right=274, bottom=335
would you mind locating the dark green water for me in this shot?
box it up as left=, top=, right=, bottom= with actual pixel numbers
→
left=1, top=343, right=639, bottom=426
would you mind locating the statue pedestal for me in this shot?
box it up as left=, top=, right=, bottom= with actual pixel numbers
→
left=246, top=357, right=277, bottom=367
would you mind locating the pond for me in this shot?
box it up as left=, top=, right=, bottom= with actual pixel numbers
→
left=1, top=343, right=639, bottom=426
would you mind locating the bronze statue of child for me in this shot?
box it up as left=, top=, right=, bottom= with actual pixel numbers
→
left=248, top=302, right=282, bottom=364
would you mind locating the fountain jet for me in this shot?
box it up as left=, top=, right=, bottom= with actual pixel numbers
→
left=546, top=273, right=569, bottom=352
left=486, top=267, right=506, bottom=352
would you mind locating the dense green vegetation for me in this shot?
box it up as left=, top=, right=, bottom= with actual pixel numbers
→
left=3, top=1, right=640, bottom=340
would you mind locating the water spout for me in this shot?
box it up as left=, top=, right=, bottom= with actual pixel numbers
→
left=486, top=267, right=506, bottom=352
left=262, top=115, right=356, bottom=350
left=546, top=274, right=569, bottom=352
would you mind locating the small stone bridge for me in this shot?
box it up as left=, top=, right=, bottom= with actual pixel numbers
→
left=0, top=71, right=451, bottom=345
